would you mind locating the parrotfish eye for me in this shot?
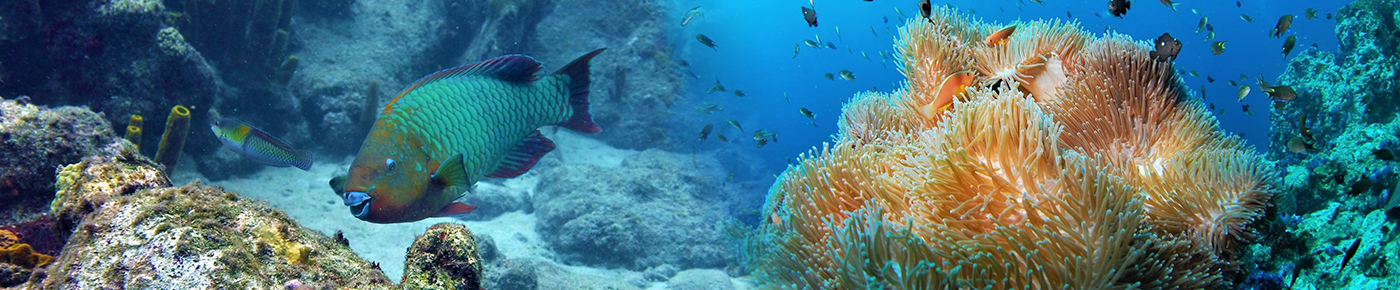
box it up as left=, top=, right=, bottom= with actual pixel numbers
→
left=386, top=158, right=396, bottom=170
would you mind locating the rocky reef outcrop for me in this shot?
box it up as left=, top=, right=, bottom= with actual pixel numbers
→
left=18, top=142, right=483, bottom=289
left=1260, top=0, right=1400, bottom=288
left=532, top=149, right=729, bottom=270
left=0, top=97, right=115, bottom=224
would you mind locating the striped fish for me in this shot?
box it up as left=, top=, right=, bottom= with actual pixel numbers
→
left=211, top=118, right=313, bottom=171
left=336, top=48, right=605, bottom=223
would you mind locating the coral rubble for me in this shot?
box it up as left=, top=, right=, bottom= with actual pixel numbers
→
left=401, top=224, right=484, bottom=289
left=0, top=97, right=115, bottom=224
left=743, top=6, right=1273, bottom=289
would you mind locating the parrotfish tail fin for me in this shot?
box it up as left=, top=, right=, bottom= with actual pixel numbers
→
left=433, top=202, right=478, bottom=218
left=433, top=154, right=472, bottom=188
left=487, top=130, right=557, bottom=178
left=291, top=149, right=314, bottom=171
left=554, top=48, right=607, bottom=133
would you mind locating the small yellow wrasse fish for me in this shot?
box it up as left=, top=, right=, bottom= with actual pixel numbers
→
left=212, top=118, right=313, bottom=171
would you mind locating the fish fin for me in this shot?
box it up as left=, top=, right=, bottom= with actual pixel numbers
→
left=433, top=202, right=478, bottom=217
left=384, top=55, right=542, bottom=111
left=291, top=149, right=314, bottom=171
left=432, top=154, right=472, bottom=188
left=554, top=48, right=606, bottom=133
left=487, top=130, right=556, bottom=178
left=329, top=175, right=347, bottom=195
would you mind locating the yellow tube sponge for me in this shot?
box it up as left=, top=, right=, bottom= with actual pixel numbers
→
left=154, top=105, right=191, bottom=171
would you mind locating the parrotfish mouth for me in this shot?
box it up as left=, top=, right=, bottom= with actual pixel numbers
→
left=343, top=191, right=373, bottom=218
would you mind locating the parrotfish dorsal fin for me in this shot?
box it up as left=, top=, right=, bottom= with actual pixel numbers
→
left=432, top=202, right=478, bottom=217
left=385, top=55, right=543, bottom=111
left=487, top=130, right=557, bottom=178
left=432, top=153, right=471, bottom=188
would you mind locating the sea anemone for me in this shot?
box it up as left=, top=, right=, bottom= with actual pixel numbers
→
left=749, top=6, right=1273, bottom=289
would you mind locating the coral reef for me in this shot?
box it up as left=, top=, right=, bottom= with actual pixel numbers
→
left=1258, top=0, right=1400, bottom=288
left=742, top=7, right=1273, bottom=289
left=532, top=149, right=729, bottom=270
left=30, top=141, right=483, bottom=289
left=0, top=0, right=225, bottom=160
left=0, top=97, right=115, bottom=224
left=401, top=224, right=483, bottom=289
left=124, top=114, right=143, bottom=151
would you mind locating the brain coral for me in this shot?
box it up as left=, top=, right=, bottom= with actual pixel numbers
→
left=748, top=7, right=1273, bottom=289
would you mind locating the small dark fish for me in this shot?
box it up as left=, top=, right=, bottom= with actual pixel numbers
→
left=1158, top=0, right=1178, bottom=11
left=1196, top=16, right=1209, bottom=34
left=1206, top=23, right=1215, bottom=32
left=1272, top=15, right=1294, bottom=38
left=681, top=6, right=703, bottom=26
left=920, top=0, right=933, bottom=21
left=1240, top=14, right=1255, bottom=22
left=1327, top=13, right=1332, bottom=20
left=698, top=124, right=713, bottom=141
left=708, top=79, right=726, bottom=94
left=1210, top=41, right=1227, bottom=55
left=1305, top=8, right=1317, bottom=20
left=801, top=6, right=818, bottom=27
left=695, top=34, right=717, bottom=51
left=1067, top=11, right=1072, bottom=18
left=1228, top=80, right=1239, bottom=86
left=681, top=68, right=698, bottom=80
left=1242, top=104, right=1251, bottom=114
left=1268, top=86, right=1298, bottom=101
left=824, top=73, right=835, bottom=80
left=676, top=59, right=690, bottom=67
left=1150, top=33, right=1182, bottom=61
left=825, top=42, right=837, bottom=49
left=838, top=70, right=856, bottom=81
left=733, top=90, right=746, bottom=97
left=1188, top=70, right=1200, bottom=77
left=799, top=108, right=815, bottom=119
left=803, top=39, right=822, bottom=48
left=1207, top=76, right=1215, bottom=83
left=727, top=120, right=744, bottom=133
left=883, top=16, right=888, bottom=24
left=694, top=102, right=723, bottom=114
left=1282, top=35, right=1297, bottom=57
left=1236, top=1, right=1241, bottom=7
left=716, top=133, right=730, bottom=142
left=793, top=43, right=800, bottom=58
left=1341, top=239, right=1362, bottom=271
left=1108, top=0, right=1131, bottom=18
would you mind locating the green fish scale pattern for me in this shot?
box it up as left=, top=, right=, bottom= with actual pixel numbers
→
left=243, top=135, right=297, bottom=162
left=385, top=75, right=572, bottom=180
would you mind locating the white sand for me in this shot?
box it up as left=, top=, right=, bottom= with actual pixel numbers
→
left=178, top=130, right=678, bottom=285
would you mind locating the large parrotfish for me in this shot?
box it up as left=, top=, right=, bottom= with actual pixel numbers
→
left=334, top=49, right=605, bottom=223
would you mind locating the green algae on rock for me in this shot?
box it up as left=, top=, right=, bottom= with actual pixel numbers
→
left=1, top=97, right=116, bottom=224
left=402, top=224, right=484, bottom=289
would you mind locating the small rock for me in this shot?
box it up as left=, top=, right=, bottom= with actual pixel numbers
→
left=666, top=269, right=734, bottom=290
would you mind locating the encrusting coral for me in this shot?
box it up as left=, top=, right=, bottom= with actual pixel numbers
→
left=746, top=6, right=1274, bottom=289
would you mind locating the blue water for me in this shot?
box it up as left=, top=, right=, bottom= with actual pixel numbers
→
left=673, top=0, right=1347, bottom=171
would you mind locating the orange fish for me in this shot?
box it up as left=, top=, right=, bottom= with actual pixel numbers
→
left=920, top=71, right=977, bottom=118
left=984, top=25, right=1017, bottom=46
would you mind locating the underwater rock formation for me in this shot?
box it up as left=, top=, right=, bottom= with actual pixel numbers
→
left=29, top=143, right=483, bottom=289
left=532, top=149, right=729, bottom=270
left=0, top=0, right=225, bottom=160
left=744, top=6, right=1273, bottom=289
left=1260, top=0, right=1400, bottom=288
left=401, top=224, right=483, bottom=289
left=530, top=0, right=682, bottom=150
left=0, top=97, right=115, bottom=224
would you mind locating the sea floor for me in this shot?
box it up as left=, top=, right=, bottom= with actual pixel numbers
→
left=170, top=131, right=753, bottom=289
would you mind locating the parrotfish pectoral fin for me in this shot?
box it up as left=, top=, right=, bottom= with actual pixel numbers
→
left=487, top=130, right=557, bottom=178
left=329, top=175, right=347, bottom=195
left=554, top=48, right=607, bottom=133
left=433, top=202, right=478, bottom=217
left=432, top=154, right=472, bottom=188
